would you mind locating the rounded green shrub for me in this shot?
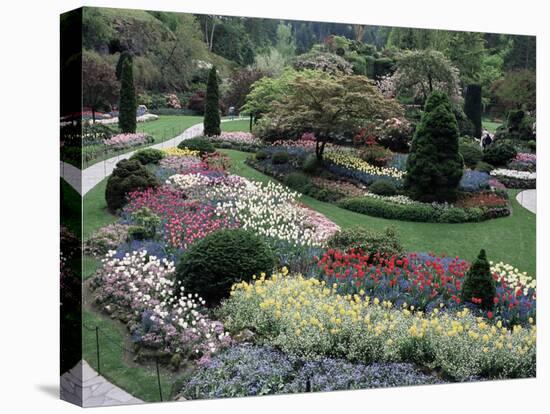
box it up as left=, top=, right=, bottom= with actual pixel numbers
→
left=130, top=148, right=165, bottom=165
left=178, top=137, right=215, bottom=155
left=482, top=143, right=517, bottom=166
left=255, top=149, right=269, bottom=161
left=461, top=249, right=496, bottom=310
left=272, top=151, right=290, bottom=165
left=459, top=144, right=483, bottom=168
left=105, top=159, right=158, bottom=213
left=175, top=229, right=276, bottom=305
left=369, top=180, right=397, bottom=196
left=327, top=227, right=403, bottom=258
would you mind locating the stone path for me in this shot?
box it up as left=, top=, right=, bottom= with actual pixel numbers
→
left=516, top=189, right=536, bottom=214
left=61, top=360, right=143, bottom=407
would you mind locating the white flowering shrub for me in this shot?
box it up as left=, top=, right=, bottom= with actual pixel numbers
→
left=91, top=250, right=231, bottom=361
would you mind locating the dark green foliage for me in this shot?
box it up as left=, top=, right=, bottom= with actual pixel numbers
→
left=302, top=154, right=321, bottom=174
left=255, top=150, right=269, bottom=160
left=327, top=227, right=403, bottom=258
left=475, top=161, right=494, bottom=173
left=203, top=66, right=221, bottom=136
left=177, top=137, right=215, bottom=155
left=482, top=143, right=517, bottom=166
left=130, top=148, right=165, bottom=165
left=105, top=159, right=158, bottom=213
left=495, top=109, right=535, bottom=141
left=337, top=197, right=503, bottom=223
left=176, top=229, right=276, bottom=304
left=284, top=172, right=312, bottom=193
left=369, top=180, right=397, bottom=196
left=373, top=57, right=394, bottom=79
left=405, top=92, right=464, bottom=202
left=464, top=84, right=482, bottom=138
left=459, top=144, right=483, bottom=168
left=272, top=151, right=290, bottom=165
left=118, top=59, right=137, bottom=133
left=461, top=249, right=496, bottom=310
left=115, top=51, right=132, bottom=80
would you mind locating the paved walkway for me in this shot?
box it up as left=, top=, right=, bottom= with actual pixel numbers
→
left=61, top=360, right=143, bottom=407
left=516, top=189, right=536, bottom=214
left=61, top=118, right=243, bottom=195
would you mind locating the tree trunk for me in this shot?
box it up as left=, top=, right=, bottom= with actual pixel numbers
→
left=91, top=107, right=96, bottom=123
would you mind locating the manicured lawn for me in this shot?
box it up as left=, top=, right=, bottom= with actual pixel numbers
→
left=84, top=115, right=203, bottom=168
left=83, top=177, right=117, bottom=241
left=482, top=116, right=502, bottom=134
left=83, top=309, right=175, bottom=402
left=221, top=149, right=536, bottom=276
left=221, top=118, right=251, bottom=132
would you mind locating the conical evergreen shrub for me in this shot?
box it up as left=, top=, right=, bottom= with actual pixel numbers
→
left=404, top=91, right=463, bottom=202
left=461, top=249, right=496, bottom=310
left=203, top=66, right=221, bottom=136
left=118, top=58, right=136, bottom=133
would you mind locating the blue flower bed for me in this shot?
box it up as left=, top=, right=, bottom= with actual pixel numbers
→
left=459, top=170, right=490, bottom=192
left=180, top=344, right=444, bottom=399
left=324, top=161, right=403, bottom=187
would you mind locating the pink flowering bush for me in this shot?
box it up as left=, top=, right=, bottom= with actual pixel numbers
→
left=91, top=250, right=231, bottom=359
left=159, top=155, right=206, bottom=175
left=103, top=133, right=153, bottom=150
left=208, top=132, right=262, bottom=146
left=166, top=93, right=182, bottom=109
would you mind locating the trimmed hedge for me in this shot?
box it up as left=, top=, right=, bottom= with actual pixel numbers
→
left=337, top=196, right=510, bottom=223
left=327, top=227, right=403, bottom=258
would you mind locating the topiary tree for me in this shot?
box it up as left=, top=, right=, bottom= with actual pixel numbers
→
left=461, top=249, right=496, bottom=311
left=105, top=159, right=158, bottom=213
left=404, top=91, right=464, bottom=202
left=464, top=84, right=482, bottom=138
left=115, top=50, right=132, bottom=80
left=176, top=229, right=276, bottom=305
left=118, top=58, right=137, bottom=133
left=203, top=66, right=221, bottom=136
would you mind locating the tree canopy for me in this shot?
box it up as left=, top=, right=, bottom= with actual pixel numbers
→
left=262, top=72, right=404, bottom=160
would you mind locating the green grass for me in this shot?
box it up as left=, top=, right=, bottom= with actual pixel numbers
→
left=83, top=177, right=117, bottom=240
left=221, top=118, right=251, bottom=132
left=83, top=309, right=175, bottom=402
left=482, top=116, right=502, bottom=134
left=221, top=149, right=536, bottom=276
left=84, top=115, right=203, bottom=167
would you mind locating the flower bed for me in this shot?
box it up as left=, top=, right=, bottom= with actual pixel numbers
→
left=314, top=250, right=535, bottom=325
left=324, top=151, right=405, bottom=185
left=163, top=147, right=200, bottom=157
left=223, top=269, right=535, bottom=381
left=508, top=153, right=536, bottom=172
left=90, top=250, right=231, bottom=362
left=490, top=169, right=536, bottom=189
left=103, top=133, right=154, bottom=150
left=179, top=344, right=443, bottom=399
left=206, top=132, right=263, bottom=152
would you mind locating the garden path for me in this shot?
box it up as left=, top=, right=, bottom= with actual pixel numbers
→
left=61, top=118, right=240, bottom=195
left=516, top=189, right=536, bottom=214
left=61, top=360, right=143, bottom=407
